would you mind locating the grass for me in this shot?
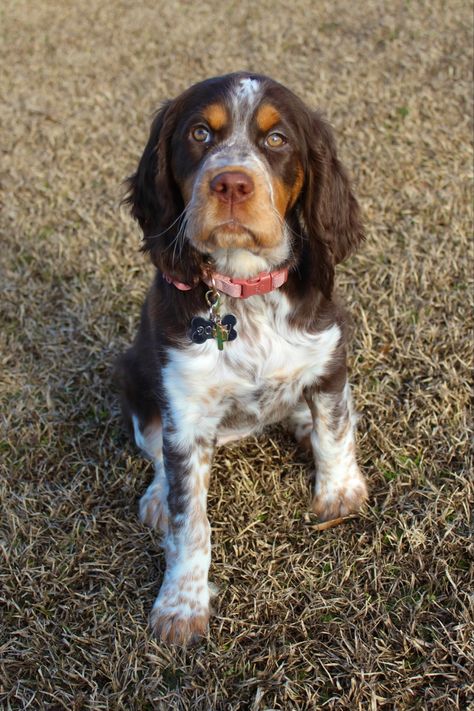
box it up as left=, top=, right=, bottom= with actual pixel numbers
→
left=0, top=0, right=472, bottom=708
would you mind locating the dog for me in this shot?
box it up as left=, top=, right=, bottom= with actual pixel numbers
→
left=118, top=72, right=368, bottom=644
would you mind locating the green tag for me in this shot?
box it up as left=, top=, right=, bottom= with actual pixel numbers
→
left=213, top=322, right=229, bottom=351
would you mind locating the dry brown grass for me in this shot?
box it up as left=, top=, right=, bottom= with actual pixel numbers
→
left=1, top=0, right=473, bottom=709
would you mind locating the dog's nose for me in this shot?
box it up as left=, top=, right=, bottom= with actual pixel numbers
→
left=209, top=171, right=254, bottom=204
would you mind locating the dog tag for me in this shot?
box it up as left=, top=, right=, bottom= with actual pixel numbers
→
left=190, top=289, right=238, bottom=350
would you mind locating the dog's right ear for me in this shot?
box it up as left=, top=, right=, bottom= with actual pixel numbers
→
left=124, top=100, right=180, bottom=237
left=124, top=100, right=206, bottom=285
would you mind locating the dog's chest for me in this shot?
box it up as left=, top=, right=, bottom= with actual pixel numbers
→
left=165, top=293, right=341, bottom=428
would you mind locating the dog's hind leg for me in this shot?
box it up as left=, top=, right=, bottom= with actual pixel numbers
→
left=116, top=346, right=168, bottom=534
left=285, top=396, right=313, bottom=452
left=132, top=415, right=169, bottom=535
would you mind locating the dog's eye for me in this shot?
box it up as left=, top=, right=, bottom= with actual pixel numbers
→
left=191, top=126, right=212, bottom=143
left=265, top=132, right=287, bottom=149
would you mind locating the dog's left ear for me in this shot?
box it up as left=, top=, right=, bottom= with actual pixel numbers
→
left=303, top=113, right=364, bottom=267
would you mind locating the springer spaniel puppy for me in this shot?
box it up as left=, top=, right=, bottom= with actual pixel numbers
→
left=118, top=72, right=368, bottom=644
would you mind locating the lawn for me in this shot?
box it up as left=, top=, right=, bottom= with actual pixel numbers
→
left=0, top=0, right=472, bottom=708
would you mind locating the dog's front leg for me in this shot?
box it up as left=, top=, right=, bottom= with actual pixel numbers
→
left=304, top=367, right=368, bottom=521
left=149, top=412, right=215, bottom=645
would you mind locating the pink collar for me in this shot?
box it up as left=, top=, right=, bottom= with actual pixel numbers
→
left=162, top=267, right=289, bottom=299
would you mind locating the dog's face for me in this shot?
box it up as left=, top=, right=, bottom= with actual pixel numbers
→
left=169, top=76, right=304, bottom=261
left=126, top=72, right=363, bottom=294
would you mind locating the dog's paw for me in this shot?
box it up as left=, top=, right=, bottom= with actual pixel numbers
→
left=150, top=592, right=209, bottom=645
left=139, top=478, right=168, bottom=533
left=311, top=470, right=368, bottom=522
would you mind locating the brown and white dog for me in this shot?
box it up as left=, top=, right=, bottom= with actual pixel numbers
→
left=118, top=72, right=368, bottom=644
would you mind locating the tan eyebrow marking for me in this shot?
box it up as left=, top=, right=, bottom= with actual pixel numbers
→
left=256, top=104, right=281, bottom=132
left=202, top=103, right=228, bottom=131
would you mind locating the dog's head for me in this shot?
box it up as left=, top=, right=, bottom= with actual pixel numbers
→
left=125, top=72, right=363, bottom=296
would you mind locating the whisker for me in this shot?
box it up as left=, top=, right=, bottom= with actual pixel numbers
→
left=161, top=213, right=188, bottom=255
left=171, top=208, right=191, bottom=266
left=147, top=208, right=188, bottom=241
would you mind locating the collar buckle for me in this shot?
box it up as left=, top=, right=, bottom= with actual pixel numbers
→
left=235, top=272, right=273, bottom=298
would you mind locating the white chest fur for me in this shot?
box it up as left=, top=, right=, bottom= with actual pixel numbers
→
left=162, top=292, right=342, bottom=443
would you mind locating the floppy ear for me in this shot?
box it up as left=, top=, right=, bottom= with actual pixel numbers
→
left=301, top=113, right=364, bottom=294
left=124, top=100, right=204, bottom=284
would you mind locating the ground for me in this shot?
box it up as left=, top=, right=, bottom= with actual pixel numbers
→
left=0, top=0, right=472, bottom=709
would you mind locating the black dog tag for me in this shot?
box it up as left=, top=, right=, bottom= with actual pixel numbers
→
left=189, top=314, right=238, bottom=349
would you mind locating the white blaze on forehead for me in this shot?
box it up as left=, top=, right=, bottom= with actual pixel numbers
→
left=234, top=77, right=261, bottom=103
left=230, top=76, right=263, bottom=137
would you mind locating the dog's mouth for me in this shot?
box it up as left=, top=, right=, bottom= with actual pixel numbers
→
left=214, top=219, right=250, bottom=233
left=200, top=221, right=257, bottom=250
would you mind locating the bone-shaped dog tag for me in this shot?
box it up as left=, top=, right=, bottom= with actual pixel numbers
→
left=189, top=314, right=237, bottom=348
